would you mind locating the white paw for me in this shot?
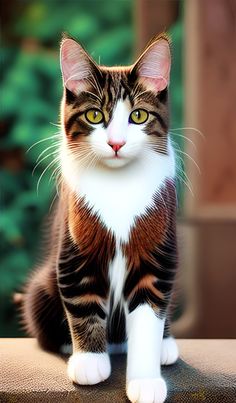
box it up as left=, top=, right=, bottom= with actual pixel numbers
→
left=127, top=378, right=167, bottom=403
left=161, top=337, right=179, bottom=366
left=67, top=352, right=111, bottom=385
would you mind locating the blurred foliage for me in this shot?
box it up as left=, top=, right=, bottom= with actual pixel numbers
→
left=169, top=17, right=184, bottom=209
left=0, top=0, right=183, bottom=336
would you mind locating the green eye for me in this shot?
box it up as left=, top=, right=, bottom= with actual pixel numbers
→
left=85, top=109, right=104, bottom=124
left=129, top=109, right=148, bottom=124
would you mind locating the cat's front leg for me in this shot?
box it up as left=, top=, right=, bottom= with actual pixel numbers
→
left=126, top=304, right=167, bottom=403
left=66, top=313, right=111, bottom=386
left=58, top=240, right=111, bottom=385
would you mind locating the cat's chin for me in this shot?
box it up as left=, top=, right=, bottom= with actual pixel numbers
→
left=101, top=157, right=132, bottom=169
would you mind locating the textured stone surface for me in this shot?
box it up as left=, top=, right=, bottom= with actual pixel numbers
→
left=0, top=339, right=236, bottom=402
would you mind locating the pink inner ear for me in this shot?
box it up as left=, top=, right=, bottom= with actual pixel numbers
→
left=60, top=39, right=91, bottom=94
left=137, top=39, right=171, bottom=91
left=143, top=76, right=168, bottom=92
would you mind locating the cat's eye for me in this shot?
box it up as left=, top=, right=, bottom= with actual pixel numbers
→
left=129, top=109, right=148, bottom=124
left=85, top=109, right=104, bottom=124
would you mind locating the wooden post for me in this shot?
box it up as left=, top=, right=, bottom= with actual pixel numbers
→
left=137, top=0, right=236, bottom=337
left=136, top=0, right=179, bottom=53
left=175, top=0, right=236, bottom=338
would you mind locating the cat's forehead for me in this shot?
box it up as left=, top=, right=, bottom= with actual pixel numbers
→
left=100, top=69, right=133, bottom=115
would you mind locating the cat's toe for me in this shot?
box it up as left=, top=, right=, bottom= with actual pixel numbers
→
left=161, top=337, right=179, bottom=366
left=67, top=352, right=111, bottom=385
left=127, top=378, right=167, bottom=403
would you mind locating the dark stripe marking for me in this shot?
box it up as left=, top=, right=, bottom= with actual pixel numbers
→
left=149, top=111, right=168, bottom=131
left=64, top=301, right=106, bottom=319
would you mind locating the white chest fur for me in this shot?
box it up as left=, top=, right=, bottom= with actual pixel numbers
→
left=61, top=143, right=175, bottom=306
left=61, top=145, right=175, bottom=243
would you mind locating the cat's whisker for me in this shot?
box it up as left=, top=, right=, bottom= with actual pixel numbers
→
left=86, top=153, right=99, bottom=170
left=26, top=134, right=61, bottom=154
left=68, top=149, right=97, bottom=170
left=174, top=151, right=194, bottom=194
left=32, top=150, right=59, bottom=176
left=67, top=147, right=90, bottom=156
left=67, top=144, right=92, bottom=155
left=175, top=148, right=201, bottom=174
left=143, top=141, right=194, bottom=195
left=49, top=192, right=59, bottom=213
left=170, top=126, right=205, bottom=139
left=36, top=156, right=61, bottom=195
left=176, top=164, right=193, bottom=192
left=155, top=190, right=168, bottom=217
left=49, top=165, right=61, bottom=184
left=50, top=122, right=61, bottom=128
left=85, top=151, right=100, bottom=169
left=171, top=139, right=201, bottom=173
left=143, top=143, right=167, bottom=158
left=71, top=150, right=94, bottom=164
left=176, top=173, right=194, bottom=196
left=169, top=131, right=197, bottom=150
left=174, top=151, right=193, bottom=183
left=68, top=151, right=90, bottom=160
left=55, top=174, right=63, bottom=198
left=36, top=143, right=60, bottom=163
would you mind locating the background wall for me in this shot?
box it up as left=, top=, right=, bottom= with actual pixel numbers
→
left=136, top=0, right=236, bottom=339
left=175, top=0, right=236, bottom=338
left=0, top=0, right=183, bottom=337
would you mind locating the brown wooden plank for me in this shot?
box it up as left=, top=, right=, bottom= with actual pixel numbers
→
left=198, top=0, right=236, bottom=207
left=136, top=0, right=179, bottom=53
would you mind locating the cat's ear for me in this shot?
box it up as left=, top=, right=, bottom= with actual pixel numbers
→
left=132, top=35, right=171, bottom=92
left=60, top=38, right=98, bottom=94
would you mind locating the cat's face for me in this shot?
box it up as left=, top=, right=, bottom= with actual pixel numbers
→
left=60, top=35, right=171, bottom=169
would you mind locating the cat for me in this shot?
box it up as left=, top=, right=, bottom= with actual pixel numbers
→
left=22, top=34, right=179, bottom=403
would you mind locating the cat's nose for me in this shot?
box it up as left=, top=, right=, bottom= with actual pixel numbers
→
left=108, top=141, right=126, bottom=152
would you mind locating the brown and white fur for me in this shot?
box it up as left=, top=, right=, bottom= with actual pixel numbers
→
left=22, top=34, right=179, bottom=403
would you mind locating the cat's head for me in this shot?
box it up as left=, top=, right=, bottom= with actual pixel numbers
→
left=60, top=34, right=171, bottom=169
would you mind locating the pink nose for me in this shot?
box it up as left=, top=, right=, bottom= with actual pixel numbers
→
left=108, top=141, right=126, bottom=152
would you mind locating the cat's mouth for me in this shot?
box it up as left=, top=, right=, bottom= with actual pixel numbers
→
left=105, top=150, right=123, bottom=160
left=113, top=151, right=121, bottom=158
left=110, top=151, right=126, bottom=161
left=102, top=152, right=129, bottom=168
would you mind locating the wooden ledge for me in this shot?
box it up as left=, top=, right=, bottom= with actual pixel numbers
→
left=0, top=339, right=235, bottom=402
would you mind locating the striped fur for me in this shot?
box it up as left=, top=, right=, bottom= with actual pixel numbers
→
left=22, top=34, right=178, bottom=403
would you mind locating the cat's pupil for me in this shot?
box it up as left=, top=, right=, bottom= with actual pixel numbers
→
left=135, top=111, right=140, bottom=119
left=94, top=111, right=98, bottom=119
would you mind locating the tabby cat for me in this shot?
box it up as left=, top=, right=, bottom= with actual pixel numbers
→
left=22, top=34, right=179, bottom=403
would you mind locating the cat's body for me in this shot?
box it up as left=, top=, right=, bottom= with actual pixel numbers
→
left=22, top=35, right=179, bottom=403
